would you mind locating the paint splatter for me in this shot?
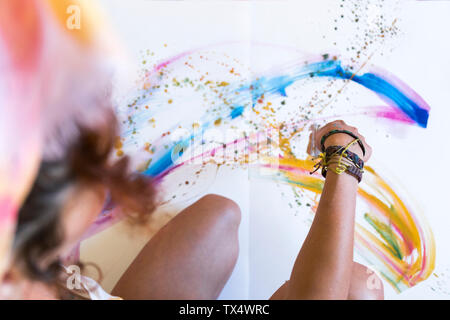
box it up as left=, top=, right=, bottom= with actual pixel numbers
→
left=92, top=39, right=435, bottom=292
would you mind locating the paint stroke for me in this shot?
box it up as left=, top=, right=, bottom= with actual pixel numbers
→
left=251, top=156, right=435, bottom=292
left=138, top=58, right=430, bottom=178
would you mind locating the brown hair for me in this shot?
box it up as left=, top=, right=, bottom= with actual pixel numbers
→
left=13, top=110, right=156, bottom=284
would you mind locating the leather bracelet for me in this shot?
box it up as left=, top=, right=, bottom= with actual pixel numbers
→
left=322, top=162, right=363, bottom=183
left=325, top=145, right=364, bottom=169
left=320, top=129, right=366, bottom=156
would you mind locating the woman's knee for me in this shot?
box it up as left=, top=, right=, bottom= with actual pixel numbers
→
left=196, top=194, right=241, bottom=277
left=198, top=194, right=241, bottom=229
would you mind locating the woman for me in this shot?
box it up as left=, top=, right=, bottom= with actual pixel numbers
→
left=1, top=112, right=383, bottom=299
left=0, top=0, right=382, bottom=300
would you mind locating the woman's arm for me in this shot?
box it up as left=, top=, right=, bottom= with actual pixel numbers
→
left=286, top=120, right=372, bottom=299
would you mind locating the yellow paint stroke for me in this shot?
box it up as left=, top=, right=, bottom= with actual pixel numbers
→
left=252, top=156, right=435, bottom=292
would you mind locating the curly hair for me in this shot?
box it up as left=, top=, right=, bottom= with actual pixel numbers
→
left=13, top=112, right=157, bottom=284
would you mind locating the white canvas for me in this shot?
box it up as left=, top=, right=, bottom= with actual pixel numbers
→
left=80, top=0, right=450, bottom=299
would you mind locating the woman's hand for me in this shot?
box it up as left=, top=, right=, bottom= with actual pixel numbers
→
left=307, top=120, right=372, bottom=162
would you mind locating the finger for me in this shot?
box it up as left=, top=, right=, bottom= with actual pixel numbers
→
left=315, top=124, right=329, bottom=148
left=309, top=125, right=321, bottom=155
left=307, top=140, right=313, bottom=155
left=331, top=120, right=346, bottom=129
left=306, top=132, right=313, bottom=155
left=316, top=121, right=343, bottom=148
left=332, top=119, right=345, bottom=125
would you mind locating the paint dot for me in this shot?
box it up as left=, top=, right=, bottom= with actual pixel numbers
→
left=114, top=137, right=123, bottom=149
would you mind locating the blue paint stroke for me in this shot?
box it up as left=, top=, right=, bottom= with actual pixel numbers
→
left=143, top=60, right=430, bottom=177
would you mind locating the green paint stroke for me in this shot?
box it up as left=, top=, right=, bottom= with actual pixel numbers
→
left=364, top=212, right=403, bottom=260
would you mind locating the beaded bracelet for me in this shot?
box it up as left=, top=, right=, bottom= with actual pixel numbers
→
left=320, top=129, right=366, bottom=156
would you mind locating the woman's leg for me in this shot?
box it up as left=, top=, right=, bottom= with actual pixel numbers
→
left=269, top=262, right=384, bottom=300
left=347, top=262, right=384, bottom=300
left=111, top=194, right=241, bottom=299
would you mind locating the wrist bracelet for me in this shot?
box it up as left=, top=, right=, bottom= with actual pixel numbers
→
left=320, top=129, right=366, bottom=156
left=325, top=145, right=364, bottom=169
left=310, top=139, right=365, bottom=183
left=322, top=160, right=363, bottom=183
